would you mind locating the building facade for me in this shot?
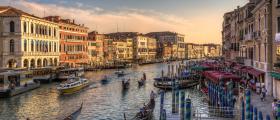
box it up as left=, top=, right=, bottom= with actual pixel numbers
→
left=113, top=38, right=133, bottom=63
left=45, top=16, right=89, bottom=68
left=147, top=37, right=157, bottom=61
left=0, top=7, right=60, bottom=69
left=146, top=31, right=186, bottom=60
left=203, top=44, right=221, bottom=58
left=133, top=35, right=149, bottom=62
left=88, top=31, right=104, bottom=66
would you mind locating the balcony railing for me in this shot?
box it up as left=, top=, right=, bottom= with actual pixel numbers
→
left=275, top=33, right=280, bottom=42
left=1, top=32, right=21, bottom=36
left=244, top=33, right=253, bottom=41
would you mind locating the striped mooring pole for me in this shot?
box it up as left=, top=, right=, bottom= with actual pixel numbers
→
left=258, top=111, right=263, bottom=120
left=172, top=80, right=176, bottom=113
left=277, top=100, right=280, bottom=120
left=266, top=115, right=270, bottom=120
left=250, top=104, right=253, bottom=120
left=175, top=83, right=180, bottom=113
left=159, top=91, right=165, bottom=120
left=254, top=107, right=257, bottom=120
left=160, top=109, right=167, bottom=120
left=185, top=98, right=191, bottom=120
left=241, top=98, right=245, bottom=120
left=180, top=91, right=185, bottom=120
left=245, top=89, right=251, bottom=120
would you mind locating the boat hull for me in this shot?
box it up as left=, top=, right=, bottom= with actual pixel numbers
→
left=59, top=83, right=89, bottom=94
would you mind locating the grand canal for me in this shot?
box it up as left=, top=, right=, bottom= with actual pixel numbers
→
left=0, top=61, right=207, bottom=120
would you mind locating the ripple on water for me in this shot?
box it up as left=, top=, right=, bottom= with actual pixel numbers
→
left=0, top=61, right=208, bottom=120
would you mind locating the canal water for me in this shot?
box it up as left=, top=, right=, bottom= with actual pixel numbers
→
left=0, top=61, right=207, bottom=120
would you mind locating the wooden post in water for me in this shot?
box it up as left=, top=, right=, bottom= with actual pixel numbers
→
left=180, top=91, right=185, bottom=120
left=123, top=113, right=126, bottom=120
left=172, top=79, right=176, bottom=113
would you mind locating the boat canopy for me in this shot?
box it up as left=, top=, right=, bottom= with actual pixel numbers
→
left=203, top=71, right=241, bottom=84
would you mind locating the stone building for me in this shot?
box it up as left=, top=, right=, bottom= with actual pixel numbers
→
left=203, top=44, right=221, bottom=58
left=44, top=16, right=89, bottom=68
left=0, top=6, right=60, bottom=68
left=147, top=37, right=157, bottom=61
left=88, top=31, right=104, bottom=66
left=222, top=0, right=278, bottom=95
left=146, top=31, right=185, bottom=60
left=133, top=35, right=149, bottom=62
left=185, top=43, right=204, bottom=59
left=112, top=38, right=133, bottom=63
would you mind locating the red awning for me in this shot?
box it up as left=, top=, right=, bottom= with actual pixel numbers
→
left=233, top=64, right=243, bottom=70
left=241, top=66, right=264, bottom=77
left=203, top=71, right=241, bottom=84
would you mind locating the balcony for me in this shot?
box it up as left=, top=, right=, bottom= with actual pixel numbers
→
left=275, top=33, right=280, bottom=42
left=1, top=32, right=21, bottom=36
left=244, top=33, right=253, bottom=41
left=253, top=31, right=261, bottom=39
left=65, top=39, right=83, bottom=42
left=66, top=51, right=84, bottom=54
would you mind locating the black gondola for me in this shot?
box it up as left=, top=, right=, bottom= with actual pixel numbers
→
left=132, top=98, right=155, bottom=120
left=63, top=103, right=83, bottom=120
left=122, top=79, right=130, bottom=89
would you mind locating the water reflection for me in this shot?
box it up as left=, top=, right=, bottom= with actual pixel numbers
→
left=0, top=62, right=206, bottom=120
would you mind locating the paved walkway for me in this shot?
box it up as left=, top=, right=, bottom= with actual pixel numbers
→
left=250, top=92, right=274, bottom=118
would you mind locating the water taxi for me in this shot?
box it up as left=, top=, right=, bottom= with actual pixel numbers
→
left=57, top=77, right=89, bottom=94
left=0, top=69, right=40, bottom=98
left=58, top=67, right=84, bottom=81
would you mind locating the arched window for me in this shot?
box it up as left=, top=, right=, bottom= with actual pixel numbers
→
left=31, top=24, right=34, bottom=33
left=31, top=40, right=34, bottom=51
left=40, top=41, right=43, bottom=52
left=23, top=22, right=27, bottom=33
left=35, top=24, right=38, bottom=34
left=54, top=42, right=57, bottom=52
left=49, top=42, right=52, bottom=52
left=49, top=27, right=51, bottom=36
left=45, top=42, right=48, bottom=52
left=36, top=41, right=39, bottom=51
left=10, top=39, right=14, bottom=52
left=54, top=28, right=56, bottom=37
left=10, top=21, right=15, bottom=32
left=24, top=39, right=27, bottom=51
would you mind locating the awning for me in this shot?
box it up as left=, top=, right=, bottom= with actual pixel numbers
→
left=271, top=72, right=280, bottom=79
left=203, top=71, right=241, bottom=84
left=241, top=66, right=264, bottom=77
left=191, top=66, right=208, bottom=71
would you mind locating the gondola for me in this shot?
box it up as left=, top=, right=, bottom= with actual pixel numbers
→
left=115, top=70, right=126, bottom=77
left=132, top=98, right=155, bottom=120
left=154, top=79, right=199, bottom=90
left=138, top=73, right=146, bottom=87
left=122, top=79, right=130, bottom=89
left=100, top=76, right=109, bottom=84
left=63, top=103, right=83, bottom=120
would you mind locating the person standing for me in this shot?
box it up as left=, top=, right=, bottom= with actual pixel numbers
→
left=272, top=99, right=277, bottom=119
left=261, top=86, right=267, bottom=101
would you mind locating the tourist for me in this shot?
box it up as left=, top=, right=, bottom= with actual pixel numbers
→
left=272, top=99, right=277, bottom=119
left=261, top=86, right=267, bottom=101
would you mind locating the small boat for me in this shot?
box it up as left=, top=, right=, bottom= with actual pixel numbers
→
left=100, top=76, right=109, bottom=84
left=57, top=77, right=89, bottom=94
left=64, top=103, right=83, bottom=120
left=115, top=70, right=125, bottom=77
left=138, top=73, right=146, bottom=87
left=154, top=79, right=198, bottom=90
left=132, top=98, right=155, bottom=120
left=58, top=68, right=85, bottom=81
left=122, top=79, right=130, bottom=89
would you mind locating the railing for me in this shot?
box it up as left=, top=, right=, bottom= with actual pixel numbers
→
left=1, top=32, right=21, bottom=36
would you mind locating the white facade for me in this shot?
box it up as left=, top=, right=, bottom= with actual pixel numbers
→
left=0, top=7, right=60, bottom=68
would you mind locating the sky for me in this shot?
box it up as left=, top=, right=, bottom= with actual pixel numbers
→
left=1, top=0, right=247, bottom=44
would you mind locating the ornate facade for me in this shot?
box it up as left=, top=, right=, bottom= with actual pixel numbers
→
left=0, top=7, right=59, bottom=68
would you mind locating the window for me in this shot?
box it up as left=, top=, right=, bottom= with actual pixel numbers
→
left=49, top=27, right=51, bottom=36
left=24, top=39, right=27, bottom=51
left=54, top=28, right=56, bottom=37
left=10, top=39, right=14, bottom=52
left=31, top=40, right=34, bottom=51
left=31, top=24, right=34, bottom=33
left=49, top=42, right=52, bottom=52
left=54, top=43, right=57, bottom=52
left=10, top=21, right=15, bottom=32
left=36, top=41, right=39, bottom=51
left=278, top=17, right=280, bottom=33
left=23, top=22, right=27, bottom=33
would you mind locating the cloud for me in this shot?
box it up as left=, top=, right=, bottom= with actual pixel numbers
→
left=5, top=0, right=222, bottom=44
